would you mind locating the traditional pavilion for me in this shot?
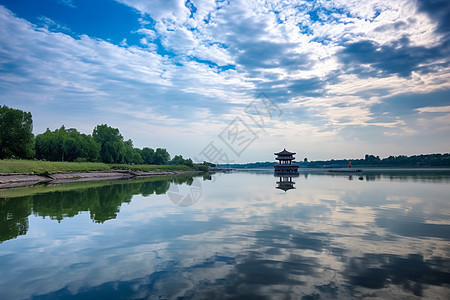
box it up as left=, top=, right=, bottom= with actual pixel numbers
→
left=274, top=148, right=299, bottom=174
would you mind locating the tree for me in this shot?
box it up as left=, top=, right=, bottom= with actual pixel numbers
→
left=171, top=155, right=193, bottom=167
left=35, top=128, right=59, bottom=161
left=171, top=155, right=185, bottom=165
left=141, top=147, right=155, bottom=164
left=184, top=158, right=193, bottom=167
left=0, top=105, right=34, bottom=159
left=154, top=148, right=170, bottom=165
left=130, top=149, right=144, bottom=164
left=35, top=126, right=99, bottom=162
left=92, top=124, right=124, bottom=163
left=76, top=132, right=100, bottom=162
left=122, top=139, right=143, bottom=164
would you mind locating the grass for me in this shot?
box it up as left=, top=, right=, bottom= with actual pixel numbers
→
left=0, top=159, right=196, bottom=175
left=0, top=159, right=110, bottom=175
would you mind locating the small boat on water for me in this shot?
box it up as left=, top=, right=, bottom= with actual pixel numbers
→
left=328, top=160, right=362, bottom=173
left=328, top=168, right=362, bottom=173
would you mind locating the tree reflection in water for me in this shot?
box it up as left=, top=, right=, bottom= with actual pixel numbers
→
left=0, top=175, right=199, bottom=243
left=0, top=196, right=31, bottom=242
left=0, top=170, right=449, bottom=299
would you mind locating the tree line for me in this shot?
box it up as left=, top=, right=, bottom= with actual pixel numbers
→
left=0, top=105, right=194, bottom=166
left=300, top=153, right=450, bottom=168
left=221, top=153, right=450, bottom=168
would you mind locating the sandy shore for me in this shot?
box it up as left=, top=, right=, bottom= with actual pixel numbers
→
left=0, top=170, right=201, bottom=189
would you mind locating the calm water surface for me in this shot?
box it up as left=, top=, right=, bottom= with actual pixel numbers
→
left=1, top=170, right=450, bottom=299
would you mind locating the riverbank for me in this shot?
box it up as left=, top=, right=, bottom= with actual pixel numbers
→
left=0, top=169, right=201, bottom=189
left=0, top=159, right=203, bottom=189
left=0, top=159, right=198, bottom=174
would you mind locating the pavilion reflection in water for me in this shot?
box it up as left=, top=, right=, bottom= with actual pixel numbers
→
left=275, top=175, right=298, bottom=192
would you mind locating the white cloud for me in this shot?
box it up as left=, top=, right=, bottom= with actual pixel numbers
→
left=1, top=0, right=449, bottom=161
left=36, top=16, right=72, bottom=33
left=59, top=0, right=76, bottom=8
left=116, top=0, right=190, bottom=21
left=136, top=28, right=157, bottom=39
left=417, top=106, right=450, bottom=113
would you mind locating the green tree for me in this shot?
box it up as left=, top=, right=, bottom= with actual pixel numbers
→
left=35, top=126, right=99, bottom=162
left=141, top=147, right=155, bottom=164
left=35, top=127, right=66, bottom=161
left=171, top=155, right=193, bottom=167
left=0, top=105, right=35, bottom=159
left=35, top=128, right=59, bottom=161
left=171, top=155, right=185, bottom=165
left=122, top=139, right=133, bottom=164
left=131, top=148, right=144, bottom=164
left=184, top=158, right=194, bottom=167
left=122, top=139, right=143, bottom=164
left=154, top=148, right=170, bottom=165
left=76, top=132, right=100, bottom=162
left=92, top=124, right=124, bottom=163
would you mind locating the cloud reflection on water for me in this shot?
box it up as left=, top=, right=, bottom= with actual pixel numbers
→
left=0, top=170, right=449, bottom=299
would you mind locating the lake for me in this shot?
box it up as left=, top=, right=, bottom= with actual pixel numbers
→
left=1, top=169, right=449, bottom=299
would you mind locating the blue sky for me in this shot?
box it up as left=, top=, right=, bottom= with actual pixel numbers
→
left=0, top=0, right=449, bottom=162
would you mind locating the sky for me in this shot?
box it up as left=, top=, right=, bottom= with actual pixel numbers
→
left=0, top=0, right=449, bottom=163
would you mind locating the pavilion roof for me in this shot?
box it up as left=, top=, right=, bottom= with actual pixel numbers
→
left=274, top=148, right=296, bottom=156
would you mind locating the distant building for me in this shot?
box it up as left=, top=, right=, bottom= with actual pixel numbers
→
left=274, top=148, right=299, bottom=175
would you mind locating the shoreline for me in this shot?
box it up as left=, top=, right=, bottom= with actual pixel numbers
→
left=0, top=170, right=202, bottom=189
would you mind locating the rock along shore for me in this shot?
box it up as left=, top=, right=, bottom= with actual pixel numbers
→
left=0, top=170, right=201, bottom=189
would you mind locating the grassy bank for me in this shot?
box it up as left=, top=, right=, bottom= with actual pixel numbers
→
left=0, top=159, right=196, bottom=175
left=0, top=159, right=110, bottom=174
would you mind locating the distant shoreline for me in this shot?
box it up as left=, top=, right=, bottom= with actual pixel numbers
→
left=227, top=167, right=450, bottom=174
left=227, top=166, right=450, bottom=170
